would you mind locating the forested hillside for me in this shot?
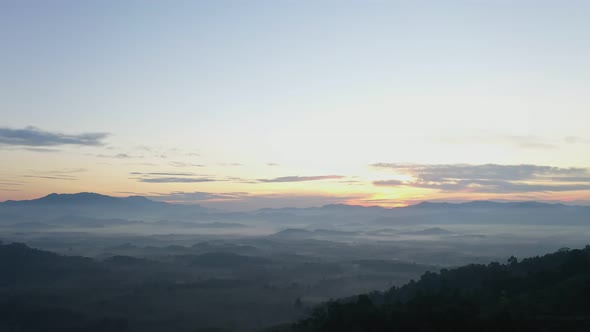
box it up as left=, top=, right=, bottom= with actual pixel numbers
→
left=289, top=246, right=590, bottom=332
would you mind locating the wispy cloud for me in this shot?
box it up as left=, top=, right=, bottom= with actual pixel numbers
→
left=22, top=175, right=78, bottom=181
left=43, top=168, right=87, bottom=174
left=258, top=175, right=345, bottom=183
left=373, top=179, right=405, bottom=186
left=169, top=161, right=205, bottom=167
left=503, top=135, right=558, bottom=150
left=224, top=176, right=259, bottom=184
left=0, top=188, right=21, bottom=192
left=137, top=177, right=218, bottom=183
left=130, top=172, right=197, bottom=176
left=131, top=170, right=219, bottom=183
left=0, top=180, right=25, bottom=186
left=371, top=163, right=590, bottom=193
left=19, top=168, right=86, bottom=181
left=439, top=133, right=559, bottom=150
left=0, top=126, right=108, bottom=147
left=24, top=147, right=61, bottom=153
left=96, top=153, right=143, bottom=159
left=149, top=191, right=248, bottom=202
left=123, top=162, right=157, bottom=166
left=564, top=136, right=590, bottom=144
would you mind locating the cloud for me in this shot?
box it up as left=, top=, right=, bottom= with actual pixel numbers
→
left=44, top=168, right=87, bottom=174
left=338, top=179, right=365, bottom=186
left=19, top=168, right=86, bottom=181
left=130, top=172, right=197, bottom=176
left=0, top=180, right=24, bottom=186
left=136, top=177, right=218, bottom=183
left=258, top=175, right=345, bottom=183
left=503, top=135, right=558, bottom=149
left=22, top=175, right=77, bottom=181
left=564, top=136, right=590, bottom=144
left=371, top=163, right=590, bottom=193
left=0, top=126, right=108, bottom=147
left=131, top=170, right=219, bottom=183
left=123, top=162, right=157, bottom=166
left=24, top=148, right=61, bottom=153
left=515, top=141, right=558, bottom=149
left=219, top=163, right=244, bottom=167
left=95, top=153, right=144, bottom=159
left=372, top=179, right=405, bottom=186
left=169, top=161, right=205, bottom=167
left=224, top=176, right=259, bottom=184
left=266, top=163, right=280, bottom=167
left=438, top=134, right=559, bottom=150
left=148, top=191, right=248, bottom=203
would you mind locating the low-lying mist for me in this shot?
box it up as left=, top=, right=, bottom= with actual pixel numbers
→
left=1, top=193, right=589, bottom=331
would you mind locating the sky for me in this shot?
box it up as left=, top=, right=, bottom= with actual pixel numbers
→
left=1, top=0, right=590, bottom=210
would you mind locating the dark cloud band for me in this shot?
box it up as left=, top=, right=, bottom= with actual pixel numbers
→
left=371, top=163, right=590, bottom=193
left=258, top=175, right=345, bottom=183
left=0, top=126, right=108, bottom=147
left=137, top=177, right=217, bottom=183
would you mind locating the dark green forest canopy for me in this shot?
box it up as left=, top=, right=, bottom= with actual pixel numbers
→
left=288, top=246, right=590, bottom=332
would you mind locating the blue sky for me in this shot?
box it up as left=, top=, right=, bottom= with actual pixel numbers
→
left=1, top=1, right=590, bottom=209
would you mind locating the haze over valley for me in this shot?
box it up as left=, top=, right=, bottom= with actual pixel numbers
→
left=2, top=1, right=590, bottom=331
left=1, top=192, right=590, bottom=330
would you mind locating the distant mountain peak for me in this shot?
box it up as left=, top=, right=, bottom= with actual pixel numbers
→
left=39, top=192, right=112, bottom=201
left=40, top=192, right=133, bottom=203
left=506, top=201, right=564, bottom=208
left=411, top=200, right=564, bottom=209
left=1, top=192, right=167, bottom=207
left=270, top=228, right=312, bottom=238
left=124, top=195, right=153, bottom=202
left=412, top=201, right=455, bottom=208
left=321, top=203, right=385, bottom=210
left=321, top=204, right=359, bottom=209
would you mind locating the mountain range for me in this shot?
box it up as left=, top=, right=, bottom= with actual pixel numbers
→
left=1, top=193, right=589, bottom=227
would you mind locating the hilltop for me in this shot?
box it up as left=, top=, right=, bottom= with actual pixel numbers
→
left=287, top=246, right=590, bottom=332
